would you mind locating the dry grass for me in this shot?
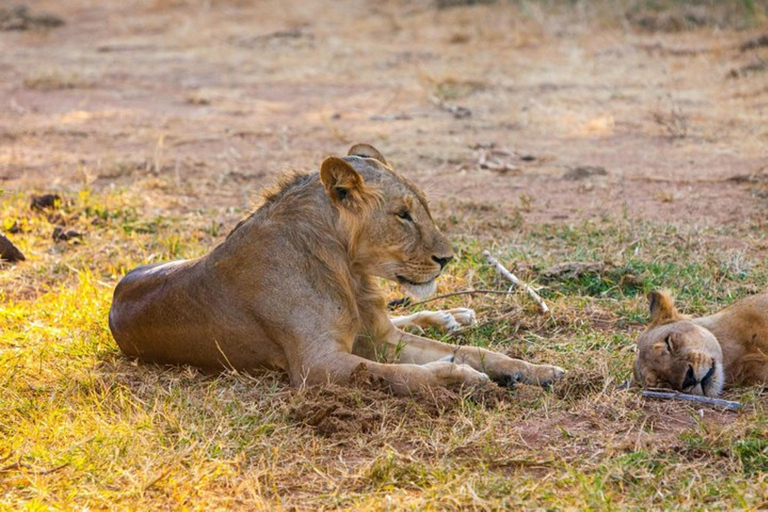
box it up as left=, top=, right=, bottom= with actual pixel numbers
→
left=651, top=105, right=690, bottom=139
left=3, top=0, right=768, bottom=508
left=22, top=69, right=92, bottom=91
left=2, top=184, right=768, bottom=509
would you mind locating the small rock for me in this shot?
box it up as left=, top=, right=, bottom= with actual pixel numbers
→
left=541, top=262, right=606, bottom=280
left=740, top=34, right=768, bottom=52
left=431, top=97, right=471, bottom=119
left=562, top=166, right=608, bottom=181
left=436, top=0, right=496, bottom=9
left=0, top=6, right=64, bottom=31
left=727, top=59, right=768, bottom=79
left=52, top=226, right=82, bottom=242
left=30, top=193, right=61, bottom=211
left=0, top=234, right=25, bottom=262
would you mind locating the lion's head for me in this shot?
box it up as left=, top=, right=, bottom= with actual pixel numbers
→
left=319, top=144, right=453, bottom=298
left=633, top=290, right=724, bottom=397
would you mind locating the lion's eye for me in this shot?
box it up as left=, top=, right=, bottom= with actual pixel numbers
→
left=664, top=334, right=673, bottom=353
left=396, top=210, right=413, bottom=222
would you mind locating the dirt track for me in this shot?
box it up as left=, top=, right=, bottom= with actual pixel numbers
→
left=1, top=1, right=767, bottom=229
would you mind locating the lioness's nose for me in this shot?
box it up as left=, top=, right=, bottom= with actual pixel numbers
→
left=432, top=255, right=453, bottom=269
left=682, top=365, right=697, bottom=389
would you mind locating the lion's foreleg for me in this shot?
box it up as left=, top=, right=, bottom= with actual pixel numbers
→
left=289, top=350, right=488, bottom=395
left=387, top=329, right=565, bottom=387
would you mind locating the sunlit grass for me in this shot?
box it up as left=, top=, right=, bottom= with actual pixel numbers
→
left=2, top=183, right=767, bottom=509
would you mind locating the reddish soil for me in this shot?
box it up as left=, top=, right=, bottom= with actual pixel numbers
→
left=1, top=1, right=766, bottom=230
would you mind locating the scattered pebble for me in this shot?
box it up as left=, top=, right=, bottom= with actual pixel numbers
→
left=52, top=226, right=82, bottom=242
left=30, top=194, right=61, bottom=211
left=562, top=166, right=608, bottom=181
left=740, top=34, right=768, bottom=52
left=0, top=6, right=64, bottom=31
left=727, top=59, right=768, bottom=79
left=0, top=234, right=25, bottom=262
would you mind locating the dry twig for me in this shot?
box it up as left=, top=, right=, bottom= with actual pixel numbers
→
left=430, top=96, right=471, bottom=119
left=406, top=289, right=515, bottom=308
left=642, top=390, right=742, bottom=411
left=473, top=146, right=522, bottom=175
left=0, top=457, right=68, bottom=475
left=143, top=467, right=174, bottom=491
left=482, top=250, right=549, bottom=314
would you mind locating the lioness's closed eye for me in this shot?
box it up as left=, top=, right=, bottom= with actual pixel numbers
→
left=634, top=289, right=768, bottom=397
left=109, top=144, right=565, bottom=394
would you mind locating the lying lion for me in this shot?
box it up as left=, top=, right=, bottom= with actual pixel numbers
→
left=109, top=144, right=565, bottom=394
left=634, top=290, right=768, bottom=397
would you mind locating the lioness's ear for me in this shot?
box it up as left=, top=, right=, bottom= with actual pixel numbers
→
left=320, top=156, right=366, bottom=207
left=347, top=143, right=388, bottom=166
left=648, top=290, right=681, bottom=326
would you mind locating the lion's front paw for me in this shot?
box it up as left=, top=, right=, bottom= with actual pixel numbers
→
left=423, top=361, right=490, bottom=387
left=531, top=365, right=566, bottom=387
left=490, top=362, right=565, bottom=388
left=445, top=308, right=477, bottom=327
left=426, top=308, right=476, bottom=332
left=431, top=311, right=460, bottom=332
left=391, top=310, right=464, bottom=333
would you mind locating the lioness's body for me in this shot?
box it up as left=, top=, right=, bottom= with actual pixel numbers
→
left=110, top=145, right=564, bottom=393
left=693, top=292, right=768, bottom=387
left=634, top=290, right=768, bottom=397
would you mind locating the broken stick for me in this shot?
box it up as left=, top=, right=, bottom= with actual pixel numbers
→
left=642, top=390, right=742, bottom=411
left=482, top=250, right=549, bottom=314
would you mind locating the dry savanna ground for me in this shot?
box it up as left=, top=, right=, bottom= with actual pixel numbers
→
left=2, top=0, right=768, bottom=509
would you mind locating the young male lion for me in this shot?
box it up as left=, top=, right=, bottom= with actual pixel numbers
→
left=109, top=144, right=564, bottom=394
left=634, top=290, right=768, bottom=397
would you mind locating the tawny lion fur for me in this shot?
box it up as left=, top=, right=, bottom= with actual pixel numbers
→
left=634, top=289, right=768, bottom=397
left=109, top=144, right=564, bottom=394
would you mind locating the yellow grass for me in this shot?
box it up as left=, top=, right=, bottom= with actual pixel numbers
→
left=2, top=185, right=767, bottom=509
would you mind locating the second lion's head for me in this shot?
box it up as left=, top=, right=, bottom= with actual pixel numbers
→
left=633, top=290, right=724, bottom=397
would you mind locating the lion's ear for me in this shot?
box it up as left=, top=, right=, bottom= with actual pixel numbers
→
left=648, top=290, right=681, bottom=326
left=347, top=143, right=388, bottom=166
left=320, top=156, right=366, bottom=207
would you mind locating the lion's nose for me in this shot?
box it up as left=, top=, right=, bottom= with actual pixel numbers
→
left=682, top=364, right=698, bottom=389
left=432, top=255, right=453, bottom=269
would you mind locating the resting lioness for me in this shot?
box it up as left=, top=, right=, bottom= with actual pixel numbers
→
left=109, top=144, right=565, bottom=394
left=634, top=290, right=768, bottom=397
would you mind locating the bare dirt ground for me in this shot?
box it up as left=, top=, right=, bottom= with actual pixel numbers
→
left=2, top=0, right=766, bottom=231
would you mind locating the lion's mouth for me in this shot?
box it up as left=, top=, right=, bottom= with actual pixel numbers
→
left=396, top=275, right=433, bottom=287
left=395, top=275, right=437, bottom=299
